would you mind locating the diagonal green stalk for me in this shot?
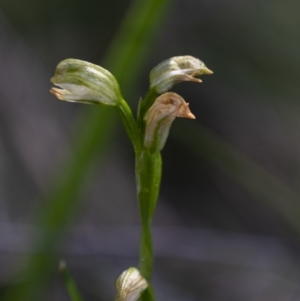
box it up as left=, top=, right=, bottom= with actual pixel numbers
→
left=3, top=1, right=172, bottom=301
left=59, top=260, right=85, bottom=301
left=103, top=0, right=171, bottom=91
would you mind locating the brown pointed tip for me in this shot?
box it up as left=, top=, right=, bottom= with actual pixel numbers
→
left=186, top=111, right=196, bottom=119
left=177, top=103, right=196, bottom=119
left=185, top=103, right=196, bottom=119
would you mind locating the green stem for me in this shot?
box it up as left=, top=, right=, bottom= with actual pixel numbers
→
left=137, top=89, right=158, bottom=133
left=139, top=220, right=153, bottom=279
left=136, top=89, right=162, bottom=301
left=116, top=98, right=141, bottom=155
left=136, top=151, right=162, bottom=282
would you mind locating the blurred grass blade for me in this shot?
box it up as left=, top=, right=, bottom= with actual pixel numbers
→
left=4, top=106, right=114, bottom=301
left=104, top=0, right=171, bottom=93
left=4, top=1, right=172, bottom=301
left=59, top=260, right=84, bottom=301
left=175, top=122, right=300, bottom=235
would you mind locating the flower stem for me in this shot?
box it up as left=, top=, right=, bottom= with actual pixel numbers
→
left=116, top=98, right=142, bottom=155
left=137, top=89, right=158, bottom=134
left=136, top=150, right=162, bottom=299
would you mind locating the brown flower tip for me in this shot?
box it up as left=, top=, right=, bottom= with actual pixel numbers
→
left=145, top=92, right=196, bottom=122
left=144, top=92, right=196, bottom=152
left=176, top=102, right=196, bottom=119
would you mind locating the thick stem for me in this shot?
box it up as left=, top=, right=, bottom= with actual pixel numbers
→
left=136, top=151, right=162, bottom=280
left=139, top=220, right=153, bottom=279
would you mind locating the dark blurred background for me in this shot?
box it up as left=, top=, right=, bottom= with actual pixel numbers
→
left=1, top=0, right=300, bottom=300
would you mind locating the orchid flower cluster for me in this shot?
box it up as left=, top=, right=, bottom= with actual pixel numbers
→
left=51, top=55, right=212, bottom=301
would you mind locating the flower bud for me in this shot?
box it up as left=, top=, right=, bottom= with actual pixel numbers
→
left=144, top=92, right=195, bottom=152
left=150, top=55, right=213, bottom=94
left=115, top=267, right=148, bottom=301
left=50, top=59, right=122, bottom=106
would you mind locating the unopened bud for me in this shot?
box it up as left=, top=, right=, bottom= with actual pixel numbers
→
left=144, top=92, right=195, bottom=152
left=50, top=59, right=122, bottom=106
left=150, top=55, right=213, bottom=94
left=115, top=267, right=148, bottom=301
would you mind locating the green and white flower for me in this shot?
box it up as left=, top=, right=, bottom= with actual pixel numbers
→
left=51, top=59, right=122, bottom=106
left=150, top=55, right=213, bottom=94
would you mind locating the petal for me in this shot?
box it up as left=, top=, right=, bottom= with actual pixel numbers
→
left=50, top=59, right=122, bottom=106
left=150, top=55, right=213, bottom=94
